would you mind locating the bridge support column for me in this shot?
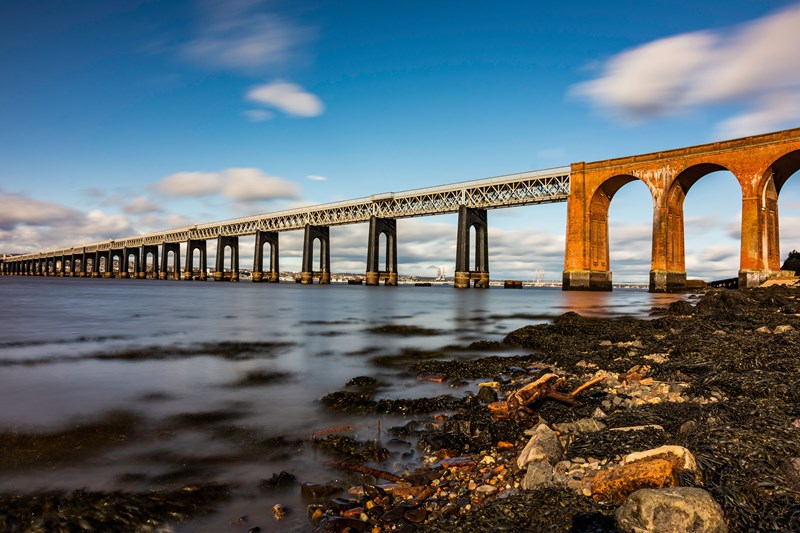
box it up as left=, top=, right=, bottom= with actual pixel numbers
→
left=301, top=225, right=330, bottom=284
left=107, top=250, right=122, bottom=278
left=739, top=190, right=774, bottom=288
left=214, top=236, right=239, bottom=281
left=253, top=231, right=279, bottom=282
left=159, top=243, right=180, bottom=280
left=454, top=206, right=489, bottom=288
left=141, top=245, right=158, bottom=279
left=185, top=239, right=207, bottom=280
left=366, top=217, right=397, bottom=286
left=77, top=252, right=86, bottom=277
left=122, top=247, right=140, bottom=279
left=58, top=254, right=66, bottom=277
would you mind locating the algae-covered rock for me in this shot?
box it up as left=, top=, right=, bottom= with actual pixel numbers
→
left=615, top=487, right=727, bottom=533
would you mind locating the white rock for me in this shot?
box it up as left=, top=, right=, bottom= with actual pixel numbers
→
left=622, top=445, right=697, bottom=472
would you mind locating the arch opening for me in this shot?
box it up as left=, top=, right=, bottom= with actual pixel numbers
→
left=766, top=149, right=800, bottom=271
left=589, top=175, right=654, bottom=288
left=674, top=164, right=741, bottom=283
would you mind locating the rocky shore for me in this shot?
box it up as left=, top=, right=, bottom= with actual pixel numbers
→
left=2, top=286, right=800, bottom=532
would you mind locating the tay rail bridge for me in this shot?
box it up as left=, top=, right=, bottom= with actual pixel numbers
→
left=3, top=127, right=800, bottom=292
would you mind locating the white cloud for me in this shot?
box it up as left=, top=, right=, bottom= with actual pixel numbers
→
left=246, top=80, right=324, bottom=117
left=0, top=193, right=81, bottom=230
left=181, top=0, right=311, bottom=72
left=243, top=109, right=274, bottom=122
left=307, top=175, right=327, bottom=181
left=123, top=196, right=161, bottom=215
left=153, top=168, right=299, bottom=202
left=156, top=171, right=221, bottom=197
left=572, top=4, right=800, bottom=136
left=221, top=168, right=300, bottom=201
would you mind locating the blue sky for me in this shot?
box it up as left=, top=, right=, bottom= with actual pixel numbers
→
left=2, top=0, right=800, bottom=281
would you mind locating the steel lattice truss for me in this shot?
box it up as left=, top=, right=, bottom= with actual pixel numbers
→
left=10, top=167, right=570, bottom=261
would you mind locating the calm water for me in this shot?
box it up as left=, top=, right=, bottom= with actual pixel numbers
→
left=0, top=277, right=683, bottom=531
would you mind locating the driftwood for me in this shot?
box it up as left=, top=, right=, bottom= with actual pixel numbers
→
left=310, top=425, right=353, bottom=440
left=493, top=373, right=606, bottom=420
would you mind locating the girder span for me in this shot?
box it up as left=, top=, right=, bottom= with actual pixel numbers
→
left=10, top=167, right=570, bottom=261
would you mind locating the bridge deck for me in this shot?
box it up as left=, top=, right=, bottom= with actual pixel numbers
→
left=11, top=167, right=570, bottom=259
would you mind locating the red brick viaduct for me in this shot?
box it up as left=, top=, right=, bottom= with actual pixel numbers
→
left=563, top=127, right=800, bottom=291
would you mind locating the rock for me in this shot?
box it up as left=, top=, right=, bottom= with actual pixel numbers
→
left=593, top=407, right=608, bottom=419
left=679, top=420, right=697, bottom=434
left=301, top=482, right=342, bottom=500
left=775, top=324, right=795, bottom=334
left=272, top=504, right=288, bottom=520
left=476, top=385, right=498, bottom=403
left=622, top=445, right=698, bottom=473
left=590, top=458, right=677, bottom=504
left=574, top=417, right=606, bottom=433
left=755, top=326, right=772, bottom=334
left=517, top=424, right=563, bottom=469
left=521, top=460, right=558, bottom=490
left=782, top=457, right=800, bottom=490
left=474, top=484, right=498, bottom=497
left=615, top=487, right=728, bottom=533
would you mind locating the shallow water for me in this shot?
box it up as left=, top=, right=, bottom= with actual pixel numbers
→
left=0, top=277, right=683, bottom=531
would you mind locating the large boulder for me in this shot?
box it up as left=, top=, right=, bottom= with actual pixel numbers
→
left=516, top=424, right=563, bottom=469
left=615, top=487, right=727, bottom=533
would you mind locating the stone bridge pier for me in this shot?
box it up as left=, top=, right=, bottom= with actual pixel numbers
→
left=215, top=236, right=239, bottom=282
left=160, top=243, right=181, bottom=280
left=301, top=225, right=330, bottom=284
left=142, top=245, right=159, bottom=279
left=455, top=206, right=489, bottom=288
left=366, top=216, right=398, bottom=286
left=184, top=239, right=207, bottom=280
left=253, top=231, right=279, bottom=282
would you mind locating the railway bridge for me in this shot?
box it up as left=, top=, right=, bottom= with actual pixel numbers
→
left=2, top=127, right=800, bottom=291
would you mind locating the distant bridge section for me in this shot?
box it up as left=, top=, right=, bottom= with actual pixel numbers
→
left=2, top=167, right=570, bottom=287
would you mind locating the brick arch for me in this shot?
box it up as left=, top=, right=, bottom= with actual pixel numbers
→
left=564, top=128, right=800, bottom=291
left=588, top=175, right=655, bottom=283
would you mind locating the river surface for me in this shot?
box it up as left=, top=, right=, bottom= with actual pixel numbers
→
left=0, top=277, right=684, bottom=531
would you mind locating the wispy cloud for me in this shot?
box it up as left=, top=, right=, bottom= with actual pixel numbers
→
left=122, top=196, right=161, bottom=215
left=307, top=175, right=327, bottom=181
left=243, top=109, right=274, bottom=122
left=180, top=0, right=311, bottom=72
left=572, top=4, right=800, bottom=137
left=155, top=167, right=300, bottom=202
left=246, top=80, right=324, bottom=117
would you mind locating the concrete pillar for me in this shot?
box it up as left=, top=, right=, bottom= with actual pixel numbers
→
left=142, top=245, right=158, bottom=279
left=253, top=231, right=280, bottom=282
left=454, top=206, right=489, bottom=288
left=58, top=255, right=66, bottom=277
left=365, top=216, right=398, bottom=286
left=301, top=225, right=330, bottom=284
left=160, top=243, right=180, bottom=280
left=214, top=236, right=239, bottom=281
left=184, top=239, right=207, bottom=280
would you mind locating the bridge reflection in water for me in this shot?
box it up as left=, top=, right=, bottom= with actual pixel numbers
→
left=3, top=127, right=800, bottom=292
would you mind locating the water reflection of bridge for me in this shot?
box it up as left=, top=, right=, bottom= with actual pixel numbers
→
left=3, top=128, right=800, bottom=292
